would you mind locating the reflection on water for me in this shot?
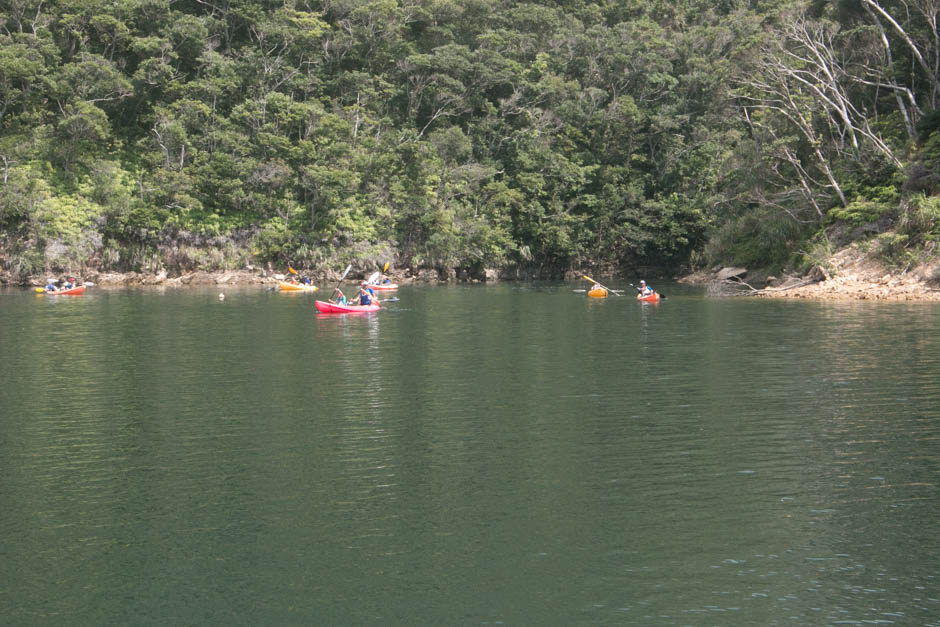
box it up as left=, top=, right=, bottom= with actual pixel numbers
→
left=0, top=285, right=937, bottom=624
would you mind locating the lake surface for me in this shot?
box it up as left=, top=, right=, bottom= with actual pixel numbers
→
left=1, top=282, right=938, bottom=625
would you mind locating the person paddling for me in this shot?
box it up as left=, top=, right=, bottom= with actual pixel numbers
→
left=44, top=279, right=58, bottom=293
left=353, top=282, right=376, bottom=305
left=637, top=280, right=653, bottom=297
left=329, top=288, right=347, bottom=305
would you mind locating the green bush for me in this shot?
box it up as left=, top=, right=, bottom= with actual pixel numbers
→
left=251, top=218, right=296, bottom=263
left=898, top=194, right=940, bottom=238
left=795, top=234, right=835, bottom=275
left=704, top=209, right=805, bottom=270
left=875, top=232, right=912, bottom=268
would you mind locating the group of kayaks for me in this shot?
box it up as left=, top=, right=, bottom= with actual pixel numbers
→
left=278, top=270, right=399, bottom=314
left=36, top=273, right=658, bottom=307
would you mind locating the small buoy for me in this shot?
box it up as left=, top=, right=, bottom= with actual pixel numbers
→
left=219, top=293, right=225, bottom=300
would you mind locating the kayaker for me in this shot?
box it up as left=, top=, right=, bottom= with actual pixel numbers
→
left=353, top=282, right=375, bottom=305
left=637, top=280, right=653, bottom=296
left=329, top=288, right=347, bottom=305
left=44, top=279, right=58, bottom=292
left=64, top=277, right=75, bottom=289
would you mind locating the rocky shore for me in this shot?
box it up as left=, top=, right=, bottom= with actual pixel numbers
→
left=9, top=244, right=940, bottom=301
left=7, top=265, right=497, bottom=289
left=681, top=247, right=940, bottom=301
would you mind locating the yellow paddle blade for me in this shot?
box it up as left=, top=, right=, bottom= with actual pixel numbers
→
left=288, top=266, right=297, bottom=274
left=582, top=275, right=595, bottom=283
left=383, top=262, right=389, bottom=272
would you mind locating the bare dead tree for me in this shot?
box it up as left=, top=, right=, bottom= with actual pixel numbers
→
left=860, top=0, right=939, bottom=111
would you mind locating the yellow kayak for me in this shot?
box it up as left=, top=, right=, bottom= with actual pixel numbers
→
left=587, top=287, right=608, bottom=298
left=278, top=281, right=318, bottom=292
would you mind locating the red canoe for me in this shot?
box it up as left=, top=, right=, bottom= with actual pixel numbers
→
left=45, top=285, right=86, bottom=295
left=637, top=292, right=660, bottom=303
left=315, top=300, right=381, bottom=314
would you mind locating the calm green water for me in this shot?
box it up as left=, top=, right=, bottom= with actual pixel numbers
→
left=1, top=283, right=938, bottom=625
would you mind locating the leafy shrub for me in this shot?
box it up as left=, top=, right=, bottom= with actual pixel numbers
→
left=703, top=209, right=805, bottom=269
left=898, top=194, right=940, bottom=238
left=795, top=234, right=835, bottom=275
left=251, top=218, right=296, bottom=263
left=875, top=232, right=912, bottom=268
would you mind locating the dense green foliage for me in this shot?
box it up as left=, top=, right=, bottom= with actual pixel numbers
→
left=0, top=0, right=937, bottom=280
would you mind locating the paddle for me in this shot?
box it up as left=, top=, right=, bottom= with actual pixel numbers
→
left=582, top=274, right=623, bottom=296
left=575, top=288, right=623, bottom=293
left=329, top=264, right=353, bottom=301
left=288, top=266, right=297, bottom=275
left=630, top=283, right=667, bottom=300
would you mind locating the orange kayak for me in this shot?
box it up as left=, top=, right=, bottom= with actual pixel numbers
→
left=587, top=287, right=608, bottom=298
left=45, top=285, right=86, bottom=295
left=637, top=292, right=660, bottom=303
left=278, top=281, right=318, bottom=292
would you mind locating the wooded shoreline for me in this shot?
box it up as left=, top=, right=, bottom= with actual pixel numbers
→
left=2, top=0, right=936, bottom=298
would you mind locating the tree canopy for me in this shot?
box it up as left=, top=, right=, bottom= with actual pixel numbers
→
left=1, top=0, right=937, bottom=280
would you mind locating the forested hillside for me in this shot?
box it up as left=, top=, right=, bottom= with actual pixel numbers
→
left=1, top=0, right=937, bottom=281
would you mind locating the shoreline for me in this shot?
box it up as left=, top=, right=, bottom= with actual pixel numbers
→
left=680, top=249, right=940, bottom=301
left=5, top=267, right=442, bottom=290
left=9, top=256, right=940, bottom=301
